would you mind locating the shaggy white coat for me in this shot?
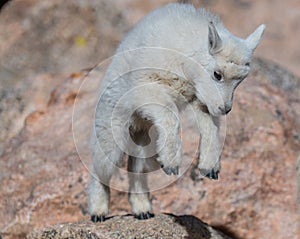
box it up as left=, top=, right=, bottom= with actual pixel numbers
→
left=89, top=3, right=265, bottom=218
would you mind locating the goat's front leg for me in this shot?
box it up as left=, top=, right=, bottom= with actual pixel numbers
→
left=195, top=107, right=221, bottom=180
left=138, top=103, right=182, bottom=176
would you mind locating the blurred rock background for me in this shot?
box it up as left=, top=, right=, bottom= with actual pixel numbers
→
left=0, top=0, right=299, bottom=238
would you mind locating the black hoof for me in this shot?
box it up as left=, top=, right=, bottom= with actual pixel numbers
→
left=135, top=212, right=154, bottom=220
left=205, top=170, right=219, bottom=180
left=91, top=214, right=106, bottom=222
left=162, top=166, right=179, bottom=175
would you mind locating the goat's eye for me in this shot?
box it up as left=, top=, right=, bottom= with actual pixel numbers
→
left=214, top=71, right=223, bottom=81
left=245, top=62, right=250, bottom=67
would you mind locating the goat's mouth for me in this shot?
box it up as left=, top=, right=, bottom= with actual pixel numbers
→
left=198, top=103, right=209, bottom=114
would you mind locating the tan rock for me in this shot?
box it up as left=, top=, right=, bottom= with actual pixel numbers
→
left=1, top=58, right=299, bottom=239
left=27, top=214, right=232, bottom=239
left=1, top=1, right=300, bottom=239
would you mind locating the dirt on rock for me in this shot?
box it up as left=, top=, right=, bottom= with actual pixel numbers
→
left=27, top=214, right=232, bottom=239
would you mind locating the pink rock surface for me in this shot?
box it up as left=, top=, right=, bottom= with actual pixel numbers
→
left=0, top=1, right=300, bottom=239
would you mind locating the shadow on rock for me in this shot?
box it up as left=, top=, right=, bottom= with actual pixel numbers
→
left=167, top=213, right=233, bottom=239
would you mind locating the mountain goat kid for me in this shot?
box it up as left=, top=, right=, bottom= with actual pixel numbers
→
left=89, top=3, right=265, bottom=222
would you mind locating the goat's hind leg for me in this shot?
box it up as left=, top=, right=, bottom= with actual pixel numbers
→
left=89, top=167, right=111, bottom=222
left=88, top=129, right=123, bottom=222
left=128, top=156, right=154, bottom=220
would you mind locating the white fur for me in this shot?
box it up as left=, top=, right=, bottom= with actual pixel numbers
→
left=89, top=3, right=265, bottom=217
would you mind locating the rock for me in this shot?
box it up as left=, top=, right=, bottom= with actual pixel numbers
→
left=297, top=154, right=300, bottom=206
left=0, top=73, right=65, bottom=156
left=26, top=214, right=232, bottom=239
left=1, top=58, right=299, bottom=239
left=1, top=1, right=300, bottom=239
left=0, top=0, right=129, bottom=78
left=0, top=0, right=130, bottom=156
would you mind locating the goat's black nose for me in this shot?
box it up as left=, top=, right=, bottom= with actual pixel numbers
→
left=219, top=105, right=232, bottom=115
left=225, top=106, right=232, bottom=114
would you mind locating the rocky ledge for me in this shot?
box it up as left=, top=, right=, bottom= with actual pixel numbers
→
left=27, top=214, right=232, bottom=239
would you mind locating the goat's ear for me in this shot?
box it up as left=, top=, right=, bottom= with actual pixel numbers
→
left=208, top=22, right=222, bottom=54
left=246, top=24, right=266, bottom=51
